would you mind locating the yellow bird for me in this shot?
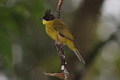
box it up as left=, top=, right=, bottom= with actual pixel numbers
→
left=40, top=9, right=85, bottom=64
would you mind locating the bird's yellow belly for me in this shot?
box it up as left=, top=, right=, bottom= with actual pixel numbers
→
left=46, top=27, right=57, bottom=40
left=46, top=27, right=68, bottom=45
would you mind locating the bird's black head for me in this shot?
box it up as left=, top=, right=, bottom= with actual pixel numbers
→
left=40, top=9, right=55, bottom=21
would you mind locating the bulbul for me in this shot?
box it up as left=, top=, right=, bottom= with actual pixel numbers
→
left=40, top=9, right=85, bottom=64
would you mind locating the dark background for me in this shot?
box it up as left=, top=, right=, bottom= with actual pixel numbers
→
left=0, top=0, right=120, bottom=80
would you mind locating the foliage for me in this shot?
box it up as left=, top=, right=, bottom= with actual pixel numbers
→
left=0, top=0, right=44, bottom=68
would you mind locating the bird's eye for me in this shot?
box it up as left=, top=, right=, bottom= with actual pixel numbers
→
left=43, top=16, right=49, bottom=21
left=47, top=17, right=49, bottom=20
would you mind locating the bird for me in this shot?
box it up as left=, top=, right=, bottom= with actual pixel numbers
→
left=40, top=9, right=85, bottom=64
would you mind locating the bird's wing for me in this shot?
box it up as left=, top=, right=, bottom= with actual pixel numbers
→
left=53, top=19, right=75, bottom=42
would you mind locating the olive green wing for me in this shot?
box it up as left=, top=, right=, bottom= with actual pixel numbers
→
left=53, top=19, right=75, bottom=42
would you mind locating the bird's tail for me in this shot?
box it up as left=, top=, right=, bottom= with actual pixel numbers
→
left=66, top=40, right=85, bottom=64
left=74, top=49, right=85, bottom=64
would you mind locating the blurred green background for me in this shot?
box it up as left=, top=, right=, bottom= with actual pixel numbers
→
left=0, top=0, right=120, bottom=80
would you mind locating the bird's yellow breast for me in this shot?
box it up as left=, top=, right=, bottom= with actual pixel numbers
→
left=43, top=20, right=57, bottom=40
left=42, top=19, right=70, bottom=44
left=46, top=25, right=57, bottom=40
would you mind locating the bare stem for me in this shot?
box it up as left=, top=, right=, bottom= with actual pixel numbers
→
left=55, top=0, right=70, bottom=79
left=55, top=0, right=64, bottom=19
left=55, top=43, right=69, bottom=80
left=45, top=0, right=70, bottom=79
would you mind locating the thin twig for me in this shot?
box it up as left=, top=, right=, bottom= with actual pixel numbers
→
left=45, top=0, right=69, bottom=79
left=55, top=43, right=69, bottom=80
left=44, top=73, right=64, bottom=79
left=55, top=0, right=64, bottom=19
left=55, top=0, right=70, bottom=80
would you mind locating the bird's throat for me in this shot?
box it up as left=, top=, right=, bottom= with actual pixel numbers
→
left=42, top=20, right=48, bottom=24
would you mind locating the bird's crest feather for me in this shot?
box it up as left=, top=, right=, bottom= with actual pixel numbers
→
left=45, top=9, right=51, bottom=15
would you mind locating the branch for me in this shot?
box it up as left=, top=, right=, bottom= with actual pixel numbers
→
left=55, top=0, right=70, bottom=79
left=45, top=0, right=70, bottom=80
left=55, top=1, right=70, bottom=78
left=45, top=43, right=69, bottom=80
left=55, top=43, right=69, bottom=80
left=55, top=0, right=64, bottom=19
